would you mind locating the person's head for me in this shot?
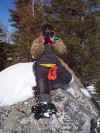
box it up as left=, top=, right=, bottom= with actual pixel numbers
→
left=41, top=24, right=55, bottom=44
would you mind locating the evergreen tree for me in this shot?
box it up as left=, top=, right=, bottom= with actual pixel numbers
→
left=9, top=0, right=100, bottom=82
left=0, top=43, right=6, bottom=71
left=0, top=23, right=7, bottom=43
left=44, top=0, right=99, bottom=81
left=9, top=0, right=45, bottom=61
left=0, top=22, right=8, bottom=70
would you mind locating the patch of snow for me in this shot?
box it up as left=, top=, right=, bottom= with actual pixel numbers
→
left=0, top=62, right=36, bottom=106
left=86, top=85, right=95, bottom=90
left=66, top=86, right=76, bottom=96
left=86, top=85, right=96, bottom=94
left=81, top=88, right=92, bottom=98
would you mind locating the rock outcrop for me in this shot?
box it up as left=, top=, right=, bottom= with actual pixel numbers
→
left=0, top=74, right=99, bottom=133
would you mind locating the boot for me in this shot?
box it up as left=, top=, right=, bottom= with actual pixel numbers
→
left=31, top=102, right=57, bottom=120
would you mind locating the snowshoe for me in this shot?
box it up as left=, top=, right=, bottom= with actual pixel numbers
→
left=31, top=102, right=57, bottom=120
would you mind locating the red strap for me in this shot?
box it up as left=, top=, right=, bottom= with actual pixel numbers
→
left=48, top=65, right=58, bottom=80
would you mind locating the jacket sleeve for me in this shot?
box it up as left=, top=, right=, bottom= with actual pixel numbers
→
left=30, top=37, right=44, bottom=59
left=53, top=38, right=67, bottom=57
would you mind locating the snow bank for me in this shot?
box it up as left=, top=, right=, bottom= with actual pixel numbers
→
left=0, top=62, right=36, bottom=106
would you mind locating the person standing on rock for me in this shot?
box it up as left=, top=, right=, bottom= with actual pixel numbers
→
left=30, top=24, right=72, bottom=119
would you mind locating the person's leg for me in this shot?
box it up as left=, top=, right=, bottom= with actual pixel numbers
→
left=36, top=65, right=51, bottom=103
left=32, top=65, right=57, bottom=119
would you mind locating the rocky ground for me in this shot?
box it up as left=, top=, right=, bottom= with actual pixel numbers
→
left=0, top=77, right=100, bottom=133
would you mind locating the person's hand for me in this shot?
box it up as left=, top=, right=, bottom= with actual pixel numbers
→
left=32, top=55, right=34, bottom=59
left=40, top=34, right=45, bottom=43
left=50, top=36, right=55, bottom=42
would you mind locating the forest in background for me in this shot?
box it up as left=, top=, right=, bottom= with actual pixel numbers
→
left=0, top=0, right=100, bottom=88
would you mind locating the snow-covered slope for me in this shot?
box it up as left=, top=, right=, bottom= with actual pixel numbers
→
left=0, top=62, right=36, bottom=106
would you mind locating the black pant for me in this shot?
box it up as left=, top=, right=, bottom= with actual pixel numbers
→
left=36, top=65, right=51, bottom=103
left=35, top=63, right=72, bottom=103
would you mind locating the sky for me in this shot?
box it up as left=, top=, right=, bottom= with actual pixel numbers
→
left=0, top=0, right=100, bottom=34
left=0, top=0, right=15, bottom=33
left=0, top=0, right=49, bottom=33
